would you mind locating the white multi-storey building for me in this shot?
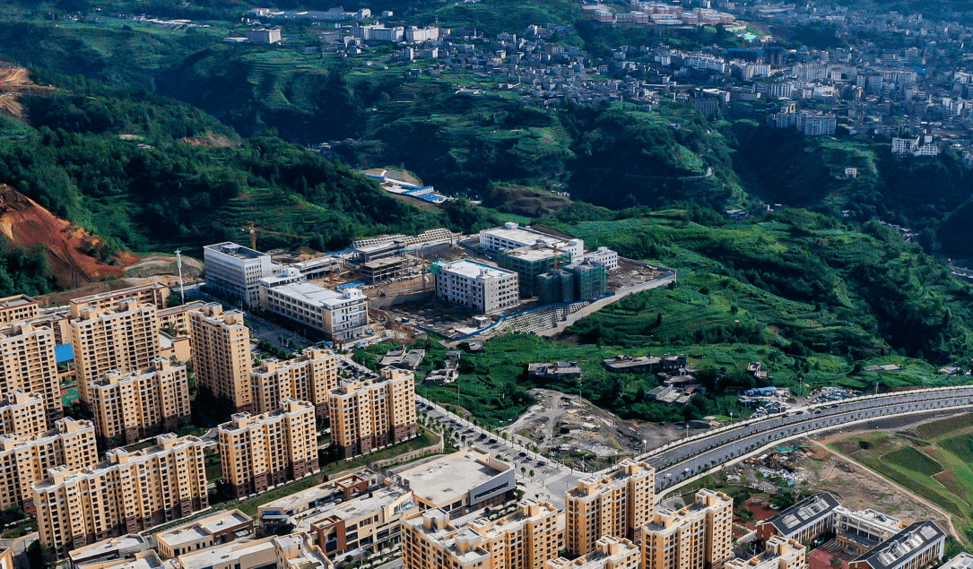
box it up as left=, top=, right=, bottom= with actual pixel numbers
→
left=433, top=260, right=519, bottom=314
left=204, top=243, right=281, bottom=308
left=479, top=223, right=584, bottom=260
left=259, top=283, right=368, bottom=342
left=584, top=247, right=619, bottom=271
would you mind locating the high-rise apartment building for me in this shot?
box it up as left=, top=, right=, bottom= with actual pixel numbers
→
left=548, top=536, right=640, bottom=569
left=33, top=434, right=209, bottom=558
left=70, top=283, right=170, bottom=314
left=250, top=347, right=339, bottom=418
left=328, top=369, right=417, bottom=459
left=218, top=399, right=318, bottom=499
left=641, top=489, right=733, bottom=569
left=0, top=390, right=48, bottom=436
left=88, top=357, right=191, bottom=447
left=0, top=417, right=97, bottom=516
left=723, top=536, right=806, bottom=569
left=565, top=460, right=656, bottom=557
left=0, top=322, right=63, bottom=423
left=0, top=294, right=39, bottom=325
left=69, top=299, right=159, bottom=405
left=402, top=500, right=563, bottom=569
left=203, top=242, right=280, bottom=308
left=189, top=304, right=253, bottom=413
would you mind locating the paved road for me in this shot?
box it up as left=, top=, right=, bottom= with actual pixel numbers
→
left=628, top=385, right=973, bottom=492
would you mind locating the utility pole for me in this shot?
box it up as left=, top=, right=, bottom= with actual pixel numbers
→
left=175, top=250, right=186, bottom=304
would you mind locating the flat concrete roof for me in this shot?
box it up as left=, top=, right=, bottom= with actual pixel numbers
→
left=399, top=450, right=507, bottom=507
left=440, top=260, right=515, bottom=280
left=268, top=282, right=363, bottom=309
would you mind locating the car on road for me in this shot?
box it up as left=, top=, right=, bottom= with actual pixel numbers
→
left=519, top=451, right=527, bottom=457
left=537, top=461, right=547, bottom=467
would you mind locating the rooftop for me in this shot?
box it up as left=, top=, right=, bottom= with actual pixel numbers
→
left=439, top=259, right=516, bottom=280
left=158, top=510, right=252, bottom=547
left=763, top=492, right=840, bottom=535
left=204, top=242, right=270, bottom=261
left=398, top=447, right=511, bottom=506
left=481, top=225, right=562, bottom=248
left=853, top=521, right=946, bottom=569
left=267, top=282, right=364, bottom=308
left=941, top=553, right=973, bottom=569
left=68, top=534, right=152, bottom=563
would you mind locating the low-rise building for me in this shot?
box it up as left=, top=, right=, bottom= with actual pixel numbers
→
left=834, top=507, right=904, bottom=554
left=156, top=510, right=255, bottom=559
left=432, top=259, right=519, bottom=314
left=397, top=447, right=516, bottom=518
left=0, top=390, right=48, bottom=436
left=218, top=399, right=319, bottom=499
left=547, top=537, right=640, bottom=569
left=328, top=369, right=417, bottom=459
left=479, top=223, right=583, bottom=260
left=641, top=489, right=733, bottom=569
left=401, top=500, right=562, bottom=569
left=527, top=361, right=582, bottom=381
left=67, top=534, right=153, bottom=569
left=723, top=536, right=806, bottom=569
left=849, top=521, right=945, bottom=569
left=258, top=472, right=372, bottom=531
left=248, top=28, right=282, bottom=44
left=584, top=247, right=619, bottom=271
left=301, top=484, right=417, bottom=557
left=259, top=282, right=369, bottom=342
left=79, top=551, right=165, bottom=569
left=89, top=358, right=191, bottom=447
left=941, top=553, right=973, bottom=569
left=33, top=434, right=209, bottom=558
left=173, top=533, right=333, bottom=569
left=757, top=493, right=840, bottom=545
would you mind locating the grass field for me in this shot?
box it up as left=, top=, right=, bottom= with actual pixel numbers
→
left=833, top=413, right=973, bottom=536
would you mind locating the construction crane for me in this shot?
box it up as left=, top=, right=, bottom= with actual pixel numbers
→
left=242, top=221, right=304, bottom=250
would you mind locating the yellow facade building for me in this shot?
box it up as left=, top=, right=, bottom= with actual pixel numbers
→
left=189, top=304, right=253, bottom=413
left=547, top=536, right=640, bottom=569
left=0, top=294, right=39, bottom=325
left=402, top=500, right=563, bottom=569
left=328, top=369, right=417, bottom=459
left=0, top=390, right=48, bottom=436
left=0, top=322, right=63, bottom=424
left=724, top=536, right=806, bottom=569
left=641, top=489, right=733, bottom=569
left=33, top=433, right=209, bottom=559
left=70, top=283, right=169, bottom=313
left=88, top=357, right=191, bottom=446
left=69, top=299, right=160, bottom=405
left=218, top=398, right=318, bottom=499
left=0, top=417, right=97, bottom=516
left=250, top=347, right=339, bottom=418
left=565, top=460, right=656, bottom=557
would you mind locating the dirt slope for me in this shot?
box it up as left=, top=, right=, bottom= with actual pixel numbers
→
left=0, top=67, right=54, bottom=120
left=0, top=185, right=138, bottom=288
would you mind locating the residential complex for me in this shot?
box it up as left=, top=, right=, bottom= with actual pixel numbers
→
left=724, top=536, right=806, bottom=569
left=565, top=460, right=656, bottom=557
left=258, top=281, right=369, bottom=342
left=190, top=304, right=254, bottom=413
left=0, top=322, right=63, bottom=423
left=402, top=500, right=562, bottom=569
left=155, top=510, right=255, bottom=558
left=250, top=347, right=339, bottom=417
left=33, top=434, right=209, bottom=558
left=0, top=417, right=97, bottom=515
left=641, top=489, right=734, bottom=569
left=0, top=390, right=48, bottom=436
left=70, top=283, right=170, bottom=313
left=432, top=259, right=519, bottom=314
left=547, top=537, right=640, bottom=569
left=398, top=447, right=516, bottom=518
left=218, top=399, right=319, bottom=498
left=757, top=493, right=841, bottom=545
left=328, top=369, right=417, bottom=459
left=88, top=357, right=191, bottom=446
left=0, top=294, right=39, bottom=325
left=203, top=242, right=281, bottom=308
left=301, top=484, right=416, bottom=557
left=849, top=521, right=945, bottom=569
left=69, top=299, right=160, bottom=405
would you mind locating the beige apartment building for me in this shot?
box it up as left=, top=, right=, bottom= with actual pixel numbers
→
left=0, top=417, right=97, bottom=516
left=173, top=532, right=333, bottom=569
left=328, top=369, right=417, bottom=459
left=0, top=390, right=48, bottom=436
left=641, top=489, right=733, bottom=569
left=33, top=433, right=209, bottom=559
left=0, top=294, right=39, bottom=325
left=0, top=322, right=63, bottom=423
left=548, top=537, right=640, bottom=569
left=70, top=299, right=160, bottom=405
left=250, top=347, right=339, bottom=418
left=189, top=304, right=253, bottom=413
left=724, top=536, right=806, bottom=569
left=565, top=460, right=656, bottom=557
left=402, top=500, right=563, bottom=569
left=218, top=398, right=318, bottom=498
left=70, top=283, right=170, bottom=313
left=88, top=357, right=191, bottom=447
left=156, top=510, right=254, bottom=558
left=158, top=301, right=206, bottom=336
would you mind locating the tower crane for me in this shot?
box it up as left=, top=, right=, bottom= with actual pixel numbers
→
left=242, top=221, right=304, bottom=250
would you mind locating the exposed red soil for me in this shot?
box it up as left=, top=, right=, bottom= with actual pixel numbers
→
left=809, top=549, right=847, bottom=569
left=0, top=185, right=138, bottom=288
